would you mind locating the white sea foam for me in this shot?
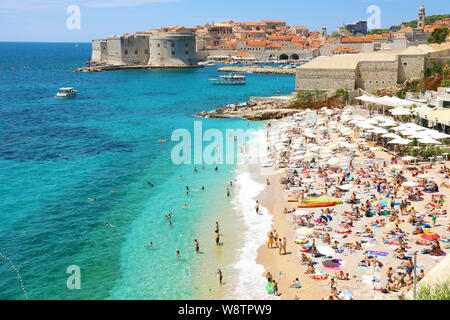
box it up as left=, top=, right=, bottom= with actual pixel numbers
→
left=226, top=127, right=278, bottom=300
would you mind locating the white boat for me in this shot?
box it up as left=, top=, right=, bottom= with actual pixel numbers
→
left=209, top=74, right=246, bottom=85
left=56, top=87, right=78, bottom=98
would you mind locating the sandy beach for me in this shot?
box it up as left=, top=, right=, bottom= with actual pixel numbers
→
left=248, top=107, right=450, bottom=300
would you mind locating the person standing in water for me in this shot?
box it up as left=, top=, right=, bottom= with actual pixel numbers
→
left=176, top=248, right=180, bottom=258
left=226, top=188, right=230, bottom=197
left=194, top=239, right=199, bottom=253
left=216, top=232, right=220, bottom=246
left=217, top=269, right=223, bottom=285
left=255, top=200, right=260, bottom=214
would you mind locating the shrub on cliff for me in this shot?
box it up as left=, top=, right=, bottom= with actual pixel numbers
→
left=416, top=281, right=450, bottom=300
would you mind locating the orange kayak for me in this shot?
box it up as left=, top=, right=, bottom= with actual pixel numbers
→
left=298, top=201, right=336, bottom=208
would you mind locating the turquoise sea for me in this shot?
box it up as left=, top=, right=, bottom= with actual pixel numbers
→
left=0, top=42, right=295, bottom=299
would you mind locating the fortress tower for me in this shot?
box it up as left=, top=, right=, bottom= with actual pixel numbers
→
left=418, top=5, right=426, bottom=30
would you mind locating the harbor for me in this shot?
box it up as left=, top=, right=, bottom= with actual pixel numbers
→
left=218, top=66, right=297, bottom=75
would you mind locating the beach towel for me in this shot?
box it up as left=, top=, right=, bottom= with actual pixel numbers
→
left=358, top=266, right=378, bottom=273
left=366, top=250, right=389, bottom=257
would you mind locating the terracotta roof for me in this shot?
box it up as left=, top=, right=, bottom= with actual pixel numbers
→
left=291, top=36, right=307, bottom=43
left=260, top=20, right=286, bottom=23
left=341, top=37, right=372, bottom=43
left=266, top=42, right=284, bottom=48
left=247, top=40, right=269, bottom=46
left=292, top=42, right=305, bottom=49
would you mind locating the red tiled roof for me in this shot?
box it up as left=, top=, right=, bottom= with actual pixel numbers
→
left=266, top=42, right=284, bottom=48
left=247, top=40, right=269, bottom=46
left=341, top=37, right=372, bottom=43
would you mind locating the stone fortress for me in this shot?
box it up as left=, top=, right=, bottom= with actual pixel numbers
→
left=91, top=28, right=198, bottom=68
left=295, top=5, right=450, bottom=94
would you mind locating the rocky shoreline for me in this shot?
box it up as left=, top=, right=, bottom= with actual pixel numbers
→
left=194, top=95, right=301, bottom=120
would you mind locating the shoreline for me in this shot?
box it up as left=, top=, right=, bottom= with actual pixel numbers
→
left=253, top=119, right=330, bottom=299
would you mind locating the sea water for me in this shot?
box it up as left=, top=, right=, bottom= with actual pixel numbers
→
left=0, top=42, right=294, bottom=299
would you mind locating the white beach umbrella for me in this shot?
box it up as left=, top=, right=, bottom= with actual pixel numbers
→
left=418, top=137, right=442, bottom=145
left=403, top=181, right=418, bottom=187
left=423, top=130, right=450, bottom=139
left=388, top=138, right=412, bottom=145
left=382, top=133, right=401, bottom=139
left=302, top=178, right=315, bottom=184
left=399, top=130, right=418, bottom=137
left=418, top=173, right=433, bottom=179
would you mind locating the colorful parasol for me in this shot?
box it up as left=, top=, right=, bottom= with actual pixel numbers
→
left=372, top=200, right=388, bottom=207
left=421, top=231, right=440, bottom=240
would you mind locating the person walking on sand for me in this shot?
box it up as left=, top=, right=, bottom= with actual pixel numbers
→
left=278, top=239, right=283, bottom=255
left=216, top=233, right=220, bottom=246
left=217, top=269, right=223, bottom=285
left=215, top=221, right=220, bottom=234
left=267, top=232, right=274, bottom=249
left=329, top=278, right=337, bottom=295
left=266, top=272, right=273, bottom=283
left=282, top=237, right=287, bottom=255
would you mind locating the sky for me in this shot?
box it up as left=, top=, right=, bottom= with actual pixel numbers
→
left=0, top=0, right=448, bottom=42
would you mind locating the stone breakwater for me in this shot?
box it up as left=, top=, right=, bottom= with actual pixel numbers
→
left=74, top=65, right=203, bottom=72
left=194, top=95, right=300, bottom=120
left=218, top=66, right=297, bottom=75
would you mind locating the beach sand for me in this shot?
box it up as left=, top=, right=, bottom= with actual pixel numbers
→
left=251, top=111, right=450, bottom=300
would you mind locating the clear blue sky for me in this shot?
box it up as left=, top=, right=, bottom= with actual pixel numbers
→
left=0, top=0, right=448, bottom=42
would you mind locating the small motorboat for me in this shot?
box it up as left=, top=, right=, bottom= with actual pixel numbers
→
left=56, top=87, right=78, bottom=98
left=209, top=74, right=246, bottom=85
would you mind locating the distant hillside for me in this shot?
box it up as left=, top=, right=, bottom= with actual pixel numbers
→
left=369, top=14, right=450, bottom=34
left=393, top=14, right=450, bottom=30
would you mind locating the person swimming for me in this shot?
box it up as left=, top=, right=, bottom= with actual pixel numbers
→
left=176, top=249, right=180, bottom=258
left=145, top=241, right=154, bottom=248
left=182, top=204, right=188, bottom=208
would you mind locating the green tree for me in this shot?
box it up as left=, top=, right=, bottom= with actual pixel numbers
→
left=427, top=27, right=449, bottom=44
